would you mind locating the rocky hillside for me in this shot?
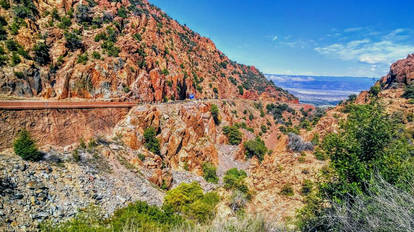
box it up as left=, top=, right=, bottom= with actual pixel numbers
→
left=0, top=97, right=320, bottom=230
left=0, top=0, right=295, bottom=103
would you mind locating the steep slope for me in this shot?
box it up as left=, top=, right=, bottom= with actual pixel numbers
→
left=0, top=0, right=296, bottom=103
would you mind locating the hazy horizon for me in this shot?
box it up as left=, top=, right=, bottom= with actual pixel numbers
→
left=151, top=0, right=414, bottom=77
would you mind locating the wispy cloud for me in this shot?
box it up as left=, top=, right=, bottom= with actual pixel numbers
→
left=344, top=27, right=364, bottom=33
left=315, top=28, right=414, bottom=67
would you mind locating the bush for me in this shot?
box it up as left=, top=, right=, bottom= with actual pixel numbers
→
left=311, top=133, right=319, bottom=146
left=222, top=126, right=242, bottom=145
left=314, top=149, right=326, bottom=161
left=202, top=162, right=218, bottom=184
left=238, top=85, right=244, bottom=95
left=287, top=133, right=313, bottom=152
left=161, top=68, right=169, bottom=75
left=101, top=41, right=120, bottom=57
left=75, top=4, right=92, bottom=24
left=133, top=33, right=142, bottom=41
left=14, top=71, right=24, bottom=79
left=369, top=85, right=381, bottom=96
left=33, top=42, right=50, bottom=65
left=280, top=184, right=294, bottom=196
left=92, top=51, right=101, bottom=59
left=117, top=6, right=128, bottom=18
left=322, top=103, right=414, bottom=199
left=13, top=130, right=42, bottom=161
left=0, top=0, right=10, bottom=9
left=11, top=52, right=21, bottom=66
left=0, top=25, right=7, bottom=40
left=0, top=55, right=7, bottom=66
left=58, top=16, right=72, bottom=29
left=64, top=32, right=83, bottom=50
left=77, top=52, right=88, bottom=64
left=143, top=127, right=160, bottom=155
left=402, top=83, right=414, bottom=99
left=244, top=137, right=268, bottom=161
left=301, top=180, right=313, bottom=195
left=223, top=168, right=249, bottom=194
left=163, top=182, right=219, bottom=223
left=297, top=102, right=414, bottom=231
left=13, top=5, right=33, bottom=18
left=6, top=39, right=19, bottom=51
left=210, top=104, right=220, bottom=125
left=42, top=202, right=185, bottom=232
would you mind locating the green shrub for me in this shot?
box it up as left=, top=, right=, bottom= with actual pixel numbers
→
left=322, top=103, right=414, bottom=199
left=41, top=202, right=184, bottom=232
left=0, top=55, right=7, bottom=66
left=369, top=85, right=381, bottom=96
left=51, top=8, right=60, bottom=20
left=202, top=162, right=218, bottom=184
left=13, top=5, right=34, bottom=18
left=110, top=201, right=184, bottom=231
left=64, top=32, right=83, bottom=50
left=280, top=184, right=294, bottom=196
left=143, top=127, right=160, bottom=155
left=137, top=153, right=145, bottom=161
left=222, top=125, right=243, bottom=145
left=33, top=42, right=50, bottom=65
left=14, top=71, right=24, bottom=79
left=163, top=182, right=219, bottom=223
left=77, top=52, right=88, bottom=64
left=238, top=85, right=244, bottom=95
left=301, top=180, right=313, bottom=195
left=58, top=16, right=72, bottom=29
left=314, top=149, right=326, bottom=161
left=244, top=137, right=268, bottom=161
left=311, top=133, right=320, bottom=146
left=223, top=168, right=249, bottom=194
left=101, top=41, right=120, bottom=57
left=260, top=125, right=267, bottom=133
left=133, top=33, right=142, bottom=41
left=6, top=39, right=19, bottom=51
left=13, top=129, right=42, bottom=161
left=0, top=45, right=5, bottom=55
left=402, top=84, right=414, bottom=99
left=11, top=52, right=21, bottom=66
left=94, top=32, right=107, bottom=42
left=161, top=68, right=169, bottom=75
left=0, top=0, right=10, bottom=9
left=0, top=26, right=6, bottom=40
left=210, top=104, right=220, bottom=125
left=117, top=6, right=128, bottom=18
left=92, top=51, right=101, bottom=59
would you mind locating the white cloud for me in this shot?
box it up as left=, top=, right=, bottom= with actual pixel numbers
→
left=315, top=39, right=414, bottom=66
left=344, top=27, right=364, bottom=33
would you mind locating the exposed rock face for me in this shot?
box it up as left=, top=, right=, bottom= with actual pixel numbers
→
left=0, top=0, right=296, bottom=104
left=380, top=54, right=414, bottom=88
left=113, top=99, right=314, bottom=188
left=0, top=147, right=164, bottom=232
left=0, top=108, right=129, bottom=150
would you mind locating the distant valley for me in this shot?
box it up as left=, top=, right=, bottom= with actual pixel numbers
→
left=266, top=74, right=379, bottom=106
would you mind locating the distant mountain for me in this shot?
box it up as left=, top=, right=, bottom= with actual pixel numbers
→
left=266, top=74, right=379, bottom=106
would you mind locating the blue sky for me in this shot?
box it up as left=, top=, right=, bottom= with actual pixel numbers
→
left=150, top=0, right=414, bottom=77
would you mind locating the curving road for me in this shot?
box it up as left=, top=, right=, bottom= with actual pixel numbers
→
left=0, top=101, right=138, bottom=110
